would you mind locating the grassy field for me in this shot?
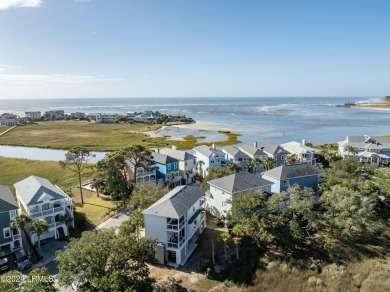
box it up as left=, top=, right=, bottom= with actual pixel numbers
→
left=0, top=157, right=95, bottom=189
left=0, top=121, right=240, bottom=151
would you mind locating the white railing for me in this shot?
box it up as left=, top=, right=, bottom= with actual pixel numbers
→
left=30, top=211, right=42, bottom=218
left=54, top=206, right=65, bottom=213
left=167, top=237, right=186, bottom=248
left=48, top=222, right=56, bottom=228
left=136, top=171, right=156, bottom=177
left=13, top=234, right=21, bottom=240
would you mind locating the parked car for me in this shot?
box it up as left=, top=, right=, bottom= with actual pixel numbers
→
left=13, top=249, right=32, bottom=271
left=0, top=258, right=9, bottom=273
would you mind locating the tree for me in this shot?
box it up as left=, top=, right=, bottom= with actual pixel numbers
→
left=59, top=212, right=73, bottom=239
left=0, top=270, right=22, bottom=292
left=130, top=181, right=169, bottom=209
left=264, top=157, right=274, bottom=170
left=11, top=213, right=32, bottom=252
left=91, top=173, right=105, bottom=197
left=119, top=210, right=144, bottom=240
left=284, top=154, right=297, bottom=165
left=122, top=145, right=153, bottom=183
left=197, top=160, right=205, bottom=176
left=200, top=167, right=234, bottom=189
left=370, top=153, right=379, bottom=165
left=227, top=162, right=241, bottom=173
left=56, top=228, right=156, bottom=292
left=232, top=225, right=245, bottom=260
left=22, top=267, right=57, bottom=292
left=185, top=169, right=194, bottom=184
left=344, top=145, right=354, bottom=156
left=31, top=219, right=50, bottom=250
left=220, top=232, right=231, bottom=261
left=168, top=171, right=176, bottom=188
left=59, top=147, right=94, bottom=204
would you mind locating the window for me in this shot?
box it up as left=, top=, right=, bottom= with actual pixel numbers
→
left=216, top=158, right=220, bottom=162
left=210, top=160, right=214, bottom=164
left=167, top=164, right=171, bottom=170
left=9, top=210, right=17, bottom=220
left=283, top=180, right=289, bottom=186
left=174, top=162, right=178, bottom=169
left=281, top=155, right=285, bottom=160
left=185, top=161, right=187, bottom=166
left=3, top=227, right=11, bottom=238
left=194, top=159, right=196, bottom=164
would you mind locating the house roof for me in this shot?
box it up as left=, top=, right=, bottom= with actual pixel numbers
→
left=281, top=141, right=318, bottom=154
left=152, top=152, right=178, bottom=165
left=258, top=142, right=286, bottom=156
left=13, top=175, right=66, bottom=206
left=339, top=136, right=390, bottom=149
left=262, top=164, right=325, bottom=180
left=208, top=172, right=273, bottom=194
left=160, top=148, right=196, bottom=161
left=143, top=185, right=205, bottom=218
left=238, top=144, right=267, bottom=157
left=222, top=146, right=249, bottom=159
left=0, top=185, right=18, bottom=213
left=193, top=145, right=225, bottom=157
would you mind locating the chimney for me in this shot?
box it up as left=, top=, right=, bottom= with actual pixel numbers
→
left=212, top=143, right=216, bottom=150
left=155, top=148, right=160, bottom=153
left=172, top=145, right=177, bottom=150
left=254, top=141, right=258, bottom=148
left=302, top=139, right=306, bottom=146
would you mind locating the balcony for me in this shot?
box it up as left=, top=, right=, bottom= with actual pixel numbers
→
left=13, top=234, right=21, bottom=240
left=167, top=237, right=186, bottom=249
left=31, top=205, right=65, bottom=217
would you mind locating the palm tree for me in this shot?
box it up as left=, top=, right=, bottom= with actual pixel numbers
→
left=252, top=158, right=261, bottom=174
left=10, top=214, right=32, bottom=249
left=129, top=210, right=144, bottom=241
left=232, top=224, right=244, bottom=260
left=220, top=232, right=231, bottom=261
left=31, top=219, right=49, bottom=250
left=91, top=173, right=105, bottom=197
left=185, top=169, right=193, bottom=184
left=227, top=162, right=241, bottom=173
left=344, top=146, right=355, bottom=157
left=264, top=157, right=275, bottom=170
left=197, top=160, right=205, bottom=176
left=284, top=154, right=297, bottom=165
left=59, top=212, right=73, bottom=239
left=168, top=171, right=176, bottom=188
left=370, top=153, right=380, bottom=165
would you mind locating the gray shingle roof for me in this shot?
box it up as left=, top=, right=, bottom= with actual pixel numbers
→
left=0, top=185, right=18, bottom=212
left=238, top=144, right=267, bottom=157
left=143, top=185, right=205, bottom=218
left=222, top=146, right=249, bottom=159
left=258, top=142, right=287, bottom=156
left=262, top=164, right=325, bottom=180
left=152, top=152, right=178, bottom=165
left=160, top=148, right=195, bottom=161
left=193, top=145, right=225, bottom=157
left=208, top=172, right=273, bottom=194
left=13, top=176, right=66, bottom=206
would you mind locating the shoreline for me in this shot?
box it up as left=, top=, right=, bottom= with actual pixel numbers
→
left=351, top=103, right=390, bottom=112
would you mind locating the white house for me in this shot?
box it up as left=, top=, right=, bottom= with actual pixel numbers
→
left=0, top=113, right=18, bottom=126
left=206, top=172, right=273, bottom=218
left=143, top=185, right=206, bottom=266
left=238, top=143, right=269, bottom=173
left=160, top=146, right=197, bottom=184
left=25, top=111, right=41, bottom=121
left=281, top=140, right=317, bottom=165
left=14, top=176, right=74, bottom=245
left=95, top=113, right=119, bottom=124
left=193, top=144, right=226, bottom=177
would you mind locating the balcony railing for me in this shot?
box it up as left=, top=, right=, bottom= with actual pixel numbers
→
left=167, top=237, right=186, bottom=249
left=31, top=205, right=66, bottom=217
left=13, top=234, right=21, bottom=240
left=136, top=171, right=156, bottom=177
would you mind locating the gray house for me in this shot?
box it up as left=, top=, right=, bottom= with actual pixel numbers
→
left=262, top=164, right=325, bottom=194
left=258, top=142, right=288, bottom=167
left=238, top=143, right=268, bottom=173
left=0, top=185, right=22, bottom=256
left=222, top=146, right=250, bottom=171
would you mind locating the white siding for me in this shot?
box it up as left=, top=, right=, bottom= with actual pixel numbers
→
left=144, top=214, right=167, bottom=243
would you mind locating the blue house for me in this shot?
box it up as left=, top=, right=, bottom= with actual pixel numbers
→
left=0, top=185, right=23, bottom=257
left=152, top=151, right=181, bottom=187
left=261, top=164, right=325, bottom=194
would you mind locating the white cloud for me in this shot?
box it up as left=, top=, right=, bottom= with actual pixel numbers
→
left=0, top=73, right=122, bottom=85
left=0, top=0, right=43, bottom=11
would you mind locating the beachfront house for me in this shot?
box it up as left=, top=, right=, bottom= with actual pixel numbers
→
left=14, top=176, right=74, bottom=245
left=69, top=112, right=87, bottom=119
left=0, top=113, right=18, bottom=126
left=160, top=146, right=197, bottom=185
left=222, top=145, right=250, bottom=171
left=238, top=143, right=268, bottom=173
left=126, top=159, right=157, bottom=184
left=0, top=186, right=23, bottom=257
left=133, top=112, right=159, bottom=124
left=193, top=144, right=226, bottom=177
left=95, top=113, right=119, bottom=124
left=261, top=164, right=325, bottom=194
left=143, top=185, right=206, bottom=266
left=258, top=142, right=289, bottom=167
left=44, top=110, right=65, bottom=120
left=338, top=135, right=390, bottom=165
left=281, top=140, right=318, bottom=165
left=25, top=111, right=42, bottom=121
left=152, top=150, right=181, bottom=187
left=206, top=172, right=273, bottom=218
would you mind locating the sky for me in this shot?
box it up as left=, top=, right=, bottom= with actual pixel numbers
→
left=0, top=0, right=389, bottom=99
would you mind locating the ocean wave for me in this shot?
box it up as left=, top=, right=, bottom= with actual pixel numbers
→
left=355, top=97, right=384, bottom=104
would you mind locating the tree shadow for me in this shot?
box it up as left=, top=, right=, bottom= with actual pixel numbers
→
left=69, top=211, right=96, bottom=238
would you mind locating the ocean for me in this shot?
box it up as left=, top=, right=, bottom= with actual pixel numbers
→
left=0, top=97, right=389, bottom=145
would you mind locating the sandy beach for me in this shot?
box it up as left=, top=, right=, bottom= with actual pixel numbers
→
left=352, top=103, right=390, bottom=112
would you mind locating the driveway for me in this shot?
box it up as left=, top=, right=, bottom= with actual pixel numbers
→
left=96, top=208, right=133, bottom=230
